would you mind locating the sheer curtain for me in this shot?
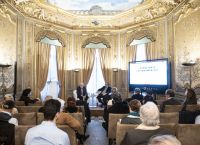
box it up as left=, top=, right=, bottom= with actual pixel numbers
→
left=40, top=45, right=60, bottom=101
left=82, top=48, right=96, bottom=85
left=87, top=49, right=105, bottom=94
left=57, top=46, right=65, bottom=100
left=35, top=42, right=51, bottom=98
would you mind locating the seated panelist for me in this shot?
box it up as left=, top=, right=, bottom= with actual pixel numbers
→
left=77, top=83, right=89, bottom=101
left=96, top=82, right=112, bottom=105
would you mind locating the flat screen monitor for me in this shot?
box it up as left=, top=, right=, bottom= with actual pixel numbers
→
left=129, top=59, right=170, bottom=93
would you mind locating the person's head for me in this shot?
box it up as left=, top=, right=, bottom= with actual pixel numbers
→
left=129, top=99, right=141, bottom=112
left=165, top=89, right=175, bottom=99
left=2, top=100, right=15, bottom=113
left=79, top=82, right=84, bottom=88
left=134, top=88, right=141, bottom=95
left=21, top=88, right=32, bottom=97
left=113, top=93, right=122, bottom=104
left=105, top=82, right=110, bottom=87
left=140, top=102, right=160, bottom=126
left=43, top=99, right=61, bottom=121
left=185, top=88, right=196, bottom=99
left=112, top=87, right=118, bottom=94
left=66, top=97, right=76, bottom=108
left=44, top=95, right=53, bottom=102
left=4, top=94, right=14, bottom=101
left=149, top=135, right=181, bottom=145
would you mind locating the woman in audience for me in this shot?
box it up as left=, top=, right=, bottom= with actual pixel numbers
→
left=64, top=97, right=80, bottom=113
left=182, top=88, right=197, bottom=111
left=121, top=102, right=173, bottom=145
left=149, top=135, right=181, bottom=145
left=3, top=94, right=18, bottom=115
left=121, top=99, right=141, bottom=124
left=19, top=88, right=40, bottom=106
left=0, top=100, right=18, bottom=126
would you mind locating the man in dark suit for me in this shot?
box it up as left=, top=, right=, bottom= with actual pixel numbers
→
left=77, top=83, right=89, bottom=101
left=96, top=82, right=112, bottom=106
left=160, top=89, right=181, bottom=112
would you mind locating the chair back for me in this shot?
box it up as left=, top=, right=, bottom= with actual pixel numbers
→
left=36, top=113, right=44, bottom=125
left=15, top=125, right=34, bottom=145
left=160, top=112, right=179, bottom=124
left=16, top=106, right=41, bottom=113
left=177, top=124, right=200, bottom=145
left=15, top=101, right=25, bottom=106
left=108, top=113, right=128, bottom=139
left=164, top=105, right=182, bottom=112
left=116, top=123, right=176, bottom=145
left=13, top=112, right=37, bottom=125
left=58, top=125, right=77, bottom=145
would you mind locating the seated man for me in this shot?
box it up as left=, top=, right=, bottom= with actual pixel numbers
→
left=160, top=89, right=181, bottom=112
left=25, top=99, right=70, bottom=145
left=131, top=88, right=143, bottom=104
left=121, top=99, right=141, bottom=124
left=77, top=82, right=89, bottom=101
left=96, top=82, right=112, bottom=106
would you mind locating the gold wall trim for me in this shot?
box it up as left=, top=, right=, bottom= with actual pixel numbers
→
left=35, top=30, right=66, bottom=47
left=82, top=36, right=111, bottom=48
left=126, top=29, right=156, bottom=46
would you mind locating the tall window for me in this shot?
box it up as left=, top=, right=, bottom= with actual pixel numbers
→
left=136, top=43, right=147, bottom=61
left=40, top=45, right=60, bottom=101
left=87, top=49, right=105, bottom=95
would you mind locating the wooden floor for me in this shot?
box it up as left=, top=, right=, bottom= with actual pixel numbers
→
left=84, top=117, right=108, bottom=145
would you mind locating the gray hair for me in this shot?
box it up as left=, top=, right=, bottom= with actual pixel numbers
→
left=149, top=135, right=181, bottom=145
left=140, top=102, right=160, bottom=126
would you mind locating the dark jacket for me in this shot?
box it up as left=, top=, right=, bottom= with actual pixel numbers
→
left=77, top=86, right=88, bottom=101
left=98, top=86, right=112, bottom=95
left=160, top=98, right=181, bottom=112
left=0, top=112, right=15, bottom=145
left=19, top=96, right=37, bottom=106
left=132, top=94, right=143, bottom=104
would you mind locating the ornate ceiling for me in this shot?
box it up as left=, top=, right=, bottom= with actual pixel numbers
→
left=5, top=0, right=186, bottom=30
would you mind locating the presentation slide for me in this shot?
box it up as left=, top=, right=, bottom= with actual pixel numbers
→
left=130, top=60, right=168, bottom=85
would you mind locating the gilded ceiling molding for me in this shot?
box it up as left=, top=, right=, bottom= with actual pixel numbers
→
left=174, top=0, right=200, bottom=24
left=35, top=30, right=65, bottom=47
left=82, top=36, right=111, bottom=48
left=126, top=29, right=156, bottom=46
left=0, top=4, right=16, bottom=24
left=7, top=0, right=184, bottom=30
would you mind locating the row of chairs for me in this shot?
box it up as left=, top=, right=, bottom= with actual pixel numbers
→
left=15, top=125, right=77, bottom=145
left=14, top=101, right=43, bottom=106
left=116, top=123, right=200, bottom=145
left=13, top=112, right=85, bottom=135
left=108, top=112, right=179, bottom=143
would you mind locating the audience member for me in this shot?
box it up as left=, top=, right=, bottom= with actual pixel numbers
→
left=0, top=100, right=18, bottom=126
left=121, top=102, right=173, bottom=145
left=131, top=88, right=143, bottom=104
left=121, top=99, right=141, bottom=124
left=143, top=90, right=157, bottom=105
left=25, top=99, right=70, bottom=145
left=96, top=82, right=112, bottom=106
left=149, top=135, right=181, bottom=145
left=160, top=89, right=181, bottom=112
left=3, top=94, right=18, bottom=115
left=19, top=88, right=39, bottom=106
left=64, top=97, right=80, bottom=113
left=38, top=95, right=53, bottom=113
left=77, top=82, right=89, bottom=101
left=103, top=93, right=129, bottom=131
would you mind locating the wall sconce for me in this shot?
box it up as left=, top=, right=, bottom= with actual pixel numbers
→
left=73, top=68, right=80, bottom=72
left=112, top=68, right=118, bottom=72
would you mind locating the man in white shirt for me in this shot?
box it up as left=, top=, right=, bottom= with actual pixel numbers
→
left=25, top=99, right=70, bottom=145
